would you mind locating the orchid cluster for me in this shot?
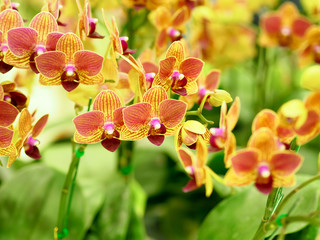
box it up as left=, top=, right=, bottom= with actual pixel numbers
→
left=0, top=0, right=320, bottom=239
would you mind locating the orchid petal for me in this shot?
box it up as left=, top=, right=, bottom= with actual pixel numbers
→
left=178, top=148, right=193, bottom=168
left=101, top=138, right=121, bottom=152
left=224, top=133, right=236, bottom=168
left=25, top=145, right=41, bottom=159
left=0, top=126, right=13, bottom=148
left=92, top=90, right=122, bottom=120
left=0, top=9, right=23, bottom=36
left=166, top=41, right=185, bottom=65
left=225, top=168, right=256, bottom=186
left=248, top=128, right=277, bottom=160
left=74, top=130, right=103, bottom=144
left=7, top=27, right=37, bottom=57
left=295, top=110, right=319, bottom=144
left=262, top=15, right=281, bottom=34
left=159, top=99, right=186, bottom=128
left=227, top=96, right=240, bottom=131
left=182, top=179, right=198, bottom=192
left=29, top=11, right=58, bottom=43
left=73, top=111, right=104, bottom=137
left=196, top=137, right=208, bottom=169
left=35, top=51, right=66, bottom=78
left=252, top=109, right=277, bottom=132
left=292, top=18, right=311, bottom=37
left=181, top=129, right=198, bottom=146
left=231, top=149, right=259, bottom=176
left=18, top=108, right=32, bottom=138
left=46, top=32, right=63, bottom=51
left=183, top=120, right=206, bottom=134
left=79, top=72, right=104, bottom=85
left=32, top=114, right=49, bottom=138
left=255, top=176, right=273, bottom=194
left=273, top=175, right=295, bottom=188
left=120, top=125, right=149, bottom=140
left=205, top=70, right=220, bottom=91
left=271, top=152, right=303, bottom=177
left=0, top=144, right=17, bottom=159
left=0, top=101, right=18, bottom=127
left=39, top=74, right=61, bottom=86
left=113, top=106, right=125, bottom=127
left=74, top=50, right=103, bottom=77
left=56, top=33, right=83, bottom=60
left=179, top=57, right=204, bottom=82
left=184, top=81, right=199, bottom=95
left=143, top=86, right=167, bottom=116
left=158, top=56, right=176, bottom=80
left=147, top=134, right=165, bottom=146
left=123, top=102, right=152, bottom=131
left=3, top=50, right=30, bottom=69
left=172, top=6, right=188, bottom=27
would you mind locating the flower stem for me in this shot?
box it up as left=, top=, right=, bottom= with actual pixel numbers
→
left=55, top=143, right=87, bottom=239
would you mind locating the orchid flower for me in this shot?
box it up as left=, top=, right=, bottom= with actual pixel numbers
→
left=0, top=9, right=23, bottom=73
left=35, top=32, right=104, bottom=92
left=43, top=0, right=66, bottom=26
left=122, top=85, right=187, bottom=146
left=259, top=2, right=311, bottom=49
left=73, top=90, right=125, bottom=152
left=178, top=137, right=220, bottom=197
left=7, top=109, right=48, bottom=167
left=209, top=97, right=240, bottom=168
left=0, top=82, right=27, bottom=111
left=225, top=127, right=303, bottom=194
left=5, top=11, right=62, bottom=73
left=153, top=41, right=204, bottom=96
left=299, top=26, right=320, bottom=67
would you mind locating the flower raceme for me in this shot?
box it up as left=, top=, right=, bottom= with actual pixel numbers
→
left=225, top=128, right=303, bottom=194
left=35, top=32, right=104, bottom=92
left=5, top=11, right=63, bottom=73
left=122, top=85, right=187, bottom=146
left=153, top=41, right=204, bottom=96
left=73, top=90, right=125, bottom=152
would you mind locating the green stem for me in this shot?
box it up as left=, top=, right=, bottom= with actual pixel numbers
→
left=55, top=144, right=87, bottom=239
left=117, top=140, right=134, bottom=178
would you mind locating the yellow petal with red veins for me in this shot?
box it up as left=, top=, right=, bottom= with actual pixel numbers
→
left=159, top=99, right=187, bottom=128
left=184, top=81, right=198, bottom=95
left=166, top=41, right=185, bottom=66
left=29, top=11, right=58, bottom=43
left=0, top=101, right=18, bottom=127
left=248, top=128, right=277, bottom=160
left=56, top=33, right=83, bottom=61
left=39, top=74, right=61, bottom=85
left=35, top=51, right=66, bottom=78
left=0, top=9, right=23, bottom=37
left=181, top=128, right=198, bottom=146
left=3, top=50, right=30, bottom=69
left=18, top=108, right=32, bottom=138
left=32, top=114, right=49, bottom=138
left=74, top=130, right=103, bottom=144
left=143, top=86, right=167, bottom=116
left=0, top=126, right=13, bottom=148
left=120, top=125, right=149, bottom=141
left=92, top=90, right=122, bottom=120
left=80, top=72, right=104, bottom=85
left=179, top=57, right=204, bottom=82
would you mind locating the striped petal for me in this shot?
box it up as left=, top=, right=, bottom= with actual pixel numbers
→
left=143, top=86, right=167, bottom=116
left=159, top=99, right=187, bottom=128
left=74, top=130, right=103, bottom=144
left=29, top=11, right=58, bottom=43
left=7, top=27, right=37, bottom=57
left=231, top=149, right=259, bottom=176
left=271, top=152, right=303, bottom=177
left=113, top=106, right=125, bottom=127
left=0, top=144, right=17, bottom=158
left=179, top=57, right=204, bottom=82
left=158, top=56, right=176, bottom=80
left=181, top=129, right=198, bottom=146
left=0, top=126, right=13, bottom=148
left=0, top=9, right=23, bottom=37
left=166, top=41, right=185, bottom=65
left=80, top=72, right=104, bottom=85
left=120, top=125, right=149, bottom=140
left=178, top=148, right=193, bottom=168
left=0, top=101, right=18, bottom=127
left=35, top=51, right=66, bottom=78
left=39, top=74, right=61, bottom=86
left=74, top=50, right=103, bottom=77
left=56, top=33, right=83, bottom=60
left=3, top=50, right=30, bottom=69
left=46, top=32, right=63, bottom=51
left=123, top=102, right=152, bottom=131
left=32, top=114, right=49, bottom=138
left=73, top=111, right=104, bottom=137
left=92, top=90, right=122, bottom=120
left=18, top=108, right=32, bottom=138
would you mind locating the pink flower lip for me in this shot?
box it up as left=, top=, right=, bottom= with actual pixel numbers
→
left=281, top=27, right=291, bottom=36
left=150, top=118, right=161, bottom=130
left=103, top=122, right=115, bottom=135
left=35, top=45, right=46, bottom=55
left=1, top=45, right=8, bottom=53
left=199, top=87, right=209, bottom=98
left=167, top=27, right=181, bottom=38
left=185, top=165, right=195, bottom=177
left=27, top=135, right=39, bottom=146
left=65, top=65, right=76, bottom=77
left=258, top=164, right=271, bottom=179
left=145, top=72, right=156, bottom=83
left=210, top=127, right=225, bottom=138
left=171, top=70, right=184, bottom=81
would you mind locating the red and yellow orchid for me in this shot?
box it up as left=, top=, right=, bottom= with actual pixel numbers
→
left=73, top=90, right=125, bottom=152
left=5, top=11, right=63, bottom=73
left=0, top=81, right=27, bottom=111
left=209, top=96, right=240, bottom=168
left=35, top=32, right=104, bottom=92
left=43, top=0, right=66, bottom=26
left=7, top=108, right=48, bottom=167
left=150, top=6, right=189, bottom=55
left=0, top=0, right=20, bottom=12
left=178, top=137, right=221, bottom=197
left=225, top=127, right=303, bottom=194
left=0, top=9, right=23, bottom=73
left=122, top=85, right=187, bottom=146
left=153, top=41, right=204, bottom=96
left=77, top=0, right=104, bottom=39
left=175, top=120, right=210, bottom=150
left=259, top=2, right=311, bottom=49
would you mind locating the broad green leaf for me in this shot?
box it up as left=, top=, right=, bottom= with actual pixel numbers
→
left=197, top=187, right=267, bottom=240
left=0, top=164, right=86, bottom=240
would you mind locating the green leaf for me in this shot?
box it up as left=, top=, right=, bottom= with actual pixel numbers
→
left=197, top=187, right=267, bottom=240
left=0, top=164, right=86, bottom=240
